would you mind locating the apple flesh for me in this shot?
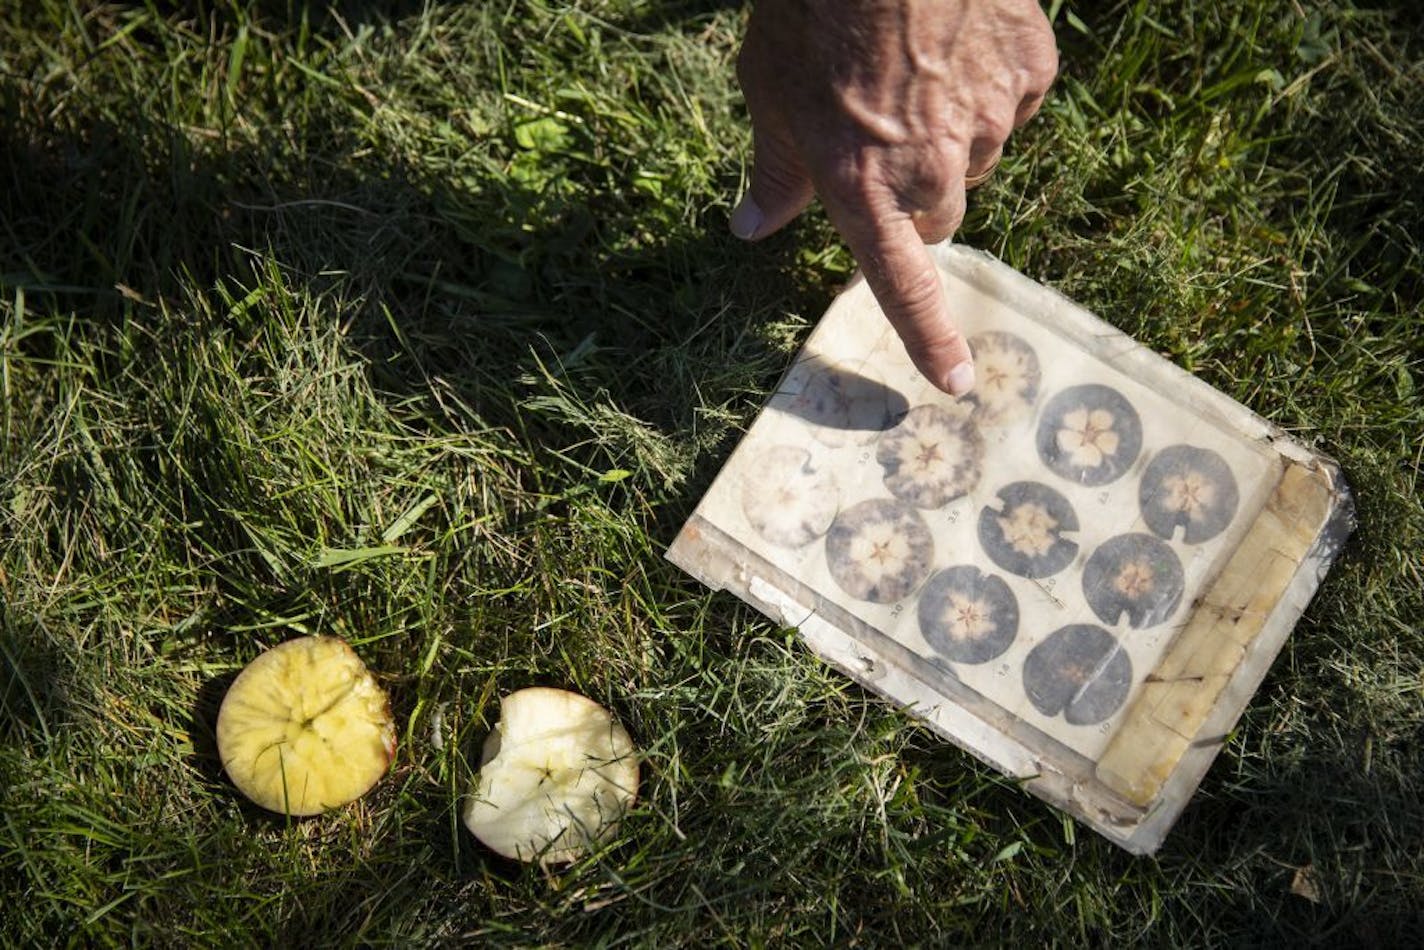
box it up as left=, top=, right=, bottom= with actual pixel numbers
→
left=463, top=687, right=639, bottom=865
left=216, top=636, right=396, bottom=816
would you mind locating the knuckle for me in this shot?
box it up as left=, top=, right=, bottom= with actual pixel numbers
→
left=913, top=211, right=954, bottom=244
left=899, top=171, right=952, bottom=212
left=976, top=111, right=1015, bottom=145
left=1038, top=54, right=1061, bottom=89
left=873, top=147, right=959, bottom=213
left=914, top=190, right=966, bottom=243
left=942, top=197, right=966, bottom=234
left=911, top=153, right=954, bottom=196
left=1024, top=39, right=1060, bottom=93
left=819, top=148, right=876, bottom=200
left=1022, top=6, right=1061, bottom=87
left=888, top=267, right=946, bottom=324
left=1037, top=41, right=1062, bottom=86
left=904, top=319, right=964, bottom=363
left=821, top=163, right=901, bottom=233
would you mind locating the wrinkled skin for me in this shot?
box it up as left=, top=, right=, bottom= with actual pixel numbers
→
left=734, top=0, right=1058, bottom=394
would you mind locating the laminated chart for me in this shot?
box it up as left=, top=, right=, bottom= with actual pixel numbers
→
left=667, top=245, right=1354, bottom=854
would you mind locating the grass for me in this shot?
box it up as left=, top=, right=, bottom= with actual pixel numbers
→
left=1, top=0, right=1421, bottom=943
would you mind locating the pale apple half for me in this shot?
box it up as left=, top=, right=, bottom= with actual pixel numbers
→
left=463, top=687, right=639, bottom=864
left=216, top=636, right=397, bottom=816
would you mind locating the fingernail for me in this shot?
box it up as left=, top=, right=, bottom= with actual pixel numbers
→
left=945, top=361, right=975, bottom=396
left=729, top=193, right=764, bottom=240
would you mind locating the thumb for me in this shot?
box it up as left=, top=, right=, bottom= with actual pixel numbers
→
left=731, top=125, right=815, bottom=241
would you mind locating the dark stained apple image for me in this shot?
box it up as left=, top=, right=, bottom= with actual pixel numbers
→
left=824, top=498, right=935, bottom=604
left=1139, top=444, right=1240, bottom=544
left=917, top=565, right=1020, bottom=664
left=1035, top=384, right=1143, bottom=486
left=978, top=481, right=1080, bottom=579
left=1023, top=624, right=1134, bottom=726
left=876, top=404, right=984, bottom=509
left=1082, top=533, right=1185, bottom=628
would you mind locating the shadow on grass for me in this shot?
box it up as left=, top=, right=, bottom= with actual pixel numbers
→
left=188, top=669, right=238, bottom=799
left=1169, top=729, right=1424, bottom=941
left=0, top=4, right=819, bottom=900
left=0, top=612, right=75, bottom=748
left=0, top=46, right=809, bottom=464
left=0, top=0, right=821, bottom=644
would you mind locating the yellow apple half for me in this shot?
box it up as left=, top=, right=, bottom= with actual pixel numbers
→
left=217, top=636, right=396, bottom=816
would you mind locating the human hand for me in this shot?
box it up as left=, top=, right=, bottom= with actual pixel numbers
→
left=732, top=0, right=1058, bottom=395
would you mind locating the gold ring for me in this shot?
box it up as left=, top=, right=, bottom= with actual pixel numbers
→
left=964, top=153, right=1002, bottom=190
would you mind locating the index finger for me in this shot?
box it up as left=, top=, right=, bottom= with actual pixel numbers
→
left=832, top=210, right=976, bottom=396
